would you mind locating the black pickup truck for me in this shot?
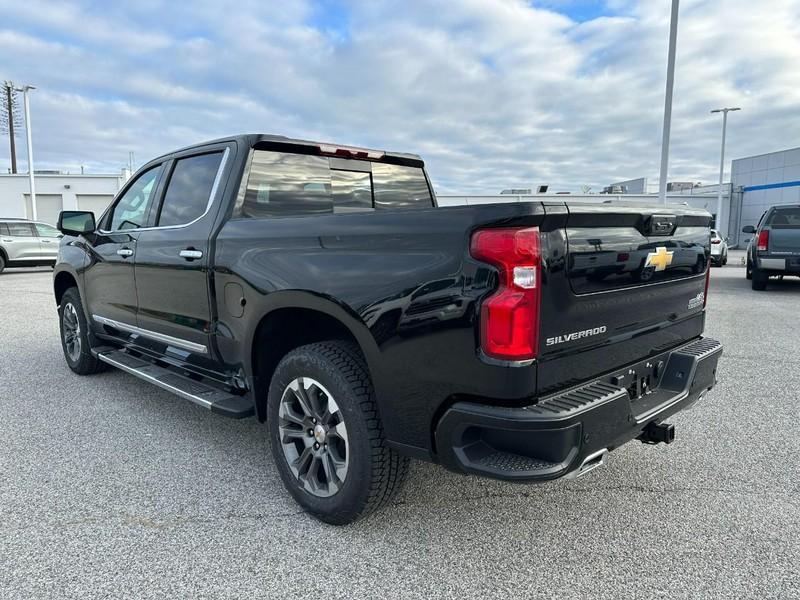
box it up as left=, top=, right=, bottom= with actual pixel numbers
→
left=743, top=205, right=800, bottom=290
left=54, top=134, right=722, bottom=524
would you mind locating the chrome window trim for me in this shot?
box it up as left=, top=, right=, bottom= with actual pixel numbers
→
left=98, top=147, right=230, bottom=235
left=92, top=314, right=208, bottom=354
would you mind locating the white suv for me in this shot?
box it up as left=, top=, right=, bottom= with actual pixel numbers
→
left=0, top=219, right=62, bottom=273
left=710, top=229, right=728, bottom=267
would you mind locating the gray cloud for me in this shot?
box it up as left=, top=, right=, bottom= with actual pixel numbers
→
left=2, top=0, right=799, bottom=193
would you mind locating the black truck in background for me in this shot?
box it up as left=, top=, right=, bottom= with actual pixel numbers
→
left=743, top=205, right=800, bottom=290
left=53, top=134, right=722, bottom=524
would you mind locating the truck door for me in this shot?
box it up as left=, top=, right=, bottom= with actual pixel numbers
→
left=83, top=163, right=165, bottom=328
left=133, top=145, right=231, bottom=359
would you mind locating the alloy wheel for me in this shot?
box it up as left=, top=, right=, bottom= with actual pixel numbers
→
left=278, top=377, right=349, bottom=498
left=62, top=302, right=82, bottom=362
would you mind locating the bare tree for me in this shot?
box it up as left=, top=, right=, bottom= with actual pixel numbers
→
left=1, top=81, right=23, bottom=174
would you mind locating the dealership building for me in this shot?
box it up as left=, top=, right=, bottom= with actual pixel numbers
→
left=727, top=146, right=800, bottom=247
left=0, top=172, right=126, bottom=226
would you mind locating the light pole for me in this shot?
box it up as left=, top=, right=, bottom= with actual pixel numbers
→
left=658, top=0, right=680, bottom=206
left=710, top=107, right=740, bottom=234
left=14, top=84, right=36, bottom=220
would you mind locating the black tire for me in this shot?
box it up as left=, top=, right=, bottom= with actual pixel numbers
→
left=0, top=253, right=5, bottom=274
left=722, top=252, right=728, bottom=266
left=58, top=287, right=108, bottom=375
left=751, top=269, right=768, bottom=291
left=267, top=340, right=409, bottom=525
left=746, top=259, right=753, bottom=280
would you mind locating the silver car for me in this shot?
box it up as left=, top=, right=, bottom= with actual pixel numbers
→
left=0, top=218, right=62, bottom=273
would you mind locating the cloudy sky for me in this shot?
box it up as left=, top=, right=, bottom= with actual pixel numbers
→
left=2, top=0, right=799, bottom=193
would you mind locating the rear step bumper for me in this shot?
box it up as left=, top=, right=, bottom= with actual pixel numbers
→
left=434, top=337, right=722, bottom=482
left=95, top=349, right=254, bottom=419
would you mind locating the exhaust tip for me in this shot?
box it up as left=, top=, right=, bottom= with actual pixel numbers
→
left=566, top=448, right=609, bottom=479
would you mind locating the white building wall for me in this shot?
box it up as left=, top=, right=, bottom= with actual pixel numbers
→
left=0, top=174, right=124, bottom=223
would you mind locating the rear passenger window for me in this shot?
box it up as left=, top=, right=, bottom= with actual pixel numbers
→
left=0, top=223, right=9, bottom=236
left=157, top=152, right=224, bottom=227
left=372, top=163, right=432, bottom=210
left=7, top=222, right=36, bottom=237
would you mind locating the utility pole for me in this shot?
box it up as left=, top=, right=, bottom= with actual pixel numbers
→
left=658, top=0, right=680, bottom=206
left=15, top=84, right=37, bottom=220
left=1, top=81, right=21, bottom=174
left=711, top=107, right=740, bottom=233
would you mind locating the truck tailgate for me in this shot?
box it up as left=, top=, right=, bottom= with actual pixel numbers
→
left=769, top=228, right=800, bottom=254
left=536, top=203, right=712, bottom=394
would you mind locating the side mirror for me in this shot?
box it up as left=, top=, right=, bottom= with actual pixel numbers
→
left=741, top=225, right=755, bottom=234
left=57, top=211, right=96, bottom=236
left=724, top=237, right=729, bottom=243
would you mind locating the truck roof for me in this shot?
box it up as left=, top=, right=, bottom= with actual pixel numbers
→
left=155, top=134, right=424, bottom=167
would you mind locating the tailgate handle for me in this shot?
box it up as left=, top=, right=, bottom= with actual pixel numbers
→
left=646, top=215, right=677, bottom=236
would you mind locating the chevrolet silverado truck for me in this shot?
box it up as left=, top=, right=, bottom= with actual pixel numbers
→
left=743, top=205, right=800, bottom=290
left=53, top=134, right=722, bottom=524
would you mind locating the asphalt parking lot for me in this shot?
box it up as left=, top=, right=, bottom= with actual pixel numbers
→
left=1, top=258, right=798, bottom=600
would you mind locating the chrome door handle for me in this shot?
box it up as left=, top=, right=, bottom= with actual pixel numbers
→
left=179, top=249, right=203, bottom=260
left=116, top=248, right=134, bottom=258
left=41, top=239, right=53, bottom=243
left=2, top=239, right=12, bottom=242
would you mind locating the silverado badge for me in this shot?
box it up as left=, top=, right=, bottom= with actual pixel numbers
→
left=645, top=246, right=674, bottom=271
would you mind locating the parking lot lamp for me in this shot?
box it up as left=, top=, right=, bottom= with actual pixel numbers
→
left=658, top=0, right=680, bottom=206
left=710, top=107, right=740, bottom=234
left=14, top=84, right=37, bottom=220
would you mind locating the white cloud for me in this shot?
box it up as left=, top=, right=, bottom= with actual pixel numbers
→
left=1, top=0, right=799, bottom=193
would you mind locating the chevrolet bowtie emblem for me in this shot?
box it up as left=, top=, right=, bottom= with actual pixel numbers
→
left=645, top=246, right=674, bottom=271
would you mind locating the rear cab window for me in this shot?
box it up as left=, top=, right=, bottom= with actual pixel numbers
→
left=766, top=208, right=800, bottom=228
left=238, top=150, right=433, bottom=218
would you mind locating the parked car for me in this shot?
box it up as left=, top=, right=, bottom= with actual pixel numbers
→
left=743, top=205, right=800, bottom=290
left=710, top=229, right=728, bottom=266
left=52, top=134, right=722, bottom=524
left=0, top=218, right=61, bottom=273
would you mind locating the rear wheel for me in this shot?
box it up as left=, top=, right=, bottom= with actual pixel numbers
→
left=746, top=259, right=753, bottom=280
left=751, top=268, right=768, bottom=291
left=0, top=253, right=5, bottom=273
left=59, top=287, right=108, bottom=374
left=267, top=340, right=409, bottom=525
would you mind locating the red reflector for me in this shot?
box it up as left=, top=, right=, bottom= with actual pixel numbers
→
left=757, top=229, right=769, bottom=251
left=616, top=252, right=630, bottom=262
left=470, top=227, right=541, bottom=361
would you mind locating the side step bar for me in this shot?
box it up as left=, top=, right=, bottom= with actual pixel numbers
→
left=95, top=349, right=254, bottom=419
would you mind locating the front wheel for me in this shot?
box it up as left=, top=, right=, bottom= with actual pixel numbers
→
left=59, top=287, right=108, bottom=375
left=267, top=340, right=409, bottom=525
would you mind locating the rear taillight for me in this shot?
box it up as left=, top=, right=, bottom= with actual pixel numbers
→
left=711, top=239, right=721, bottom=245
left=757, top=230, right=769, bottom=252
left=470, top=227, right=541, bottom=361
